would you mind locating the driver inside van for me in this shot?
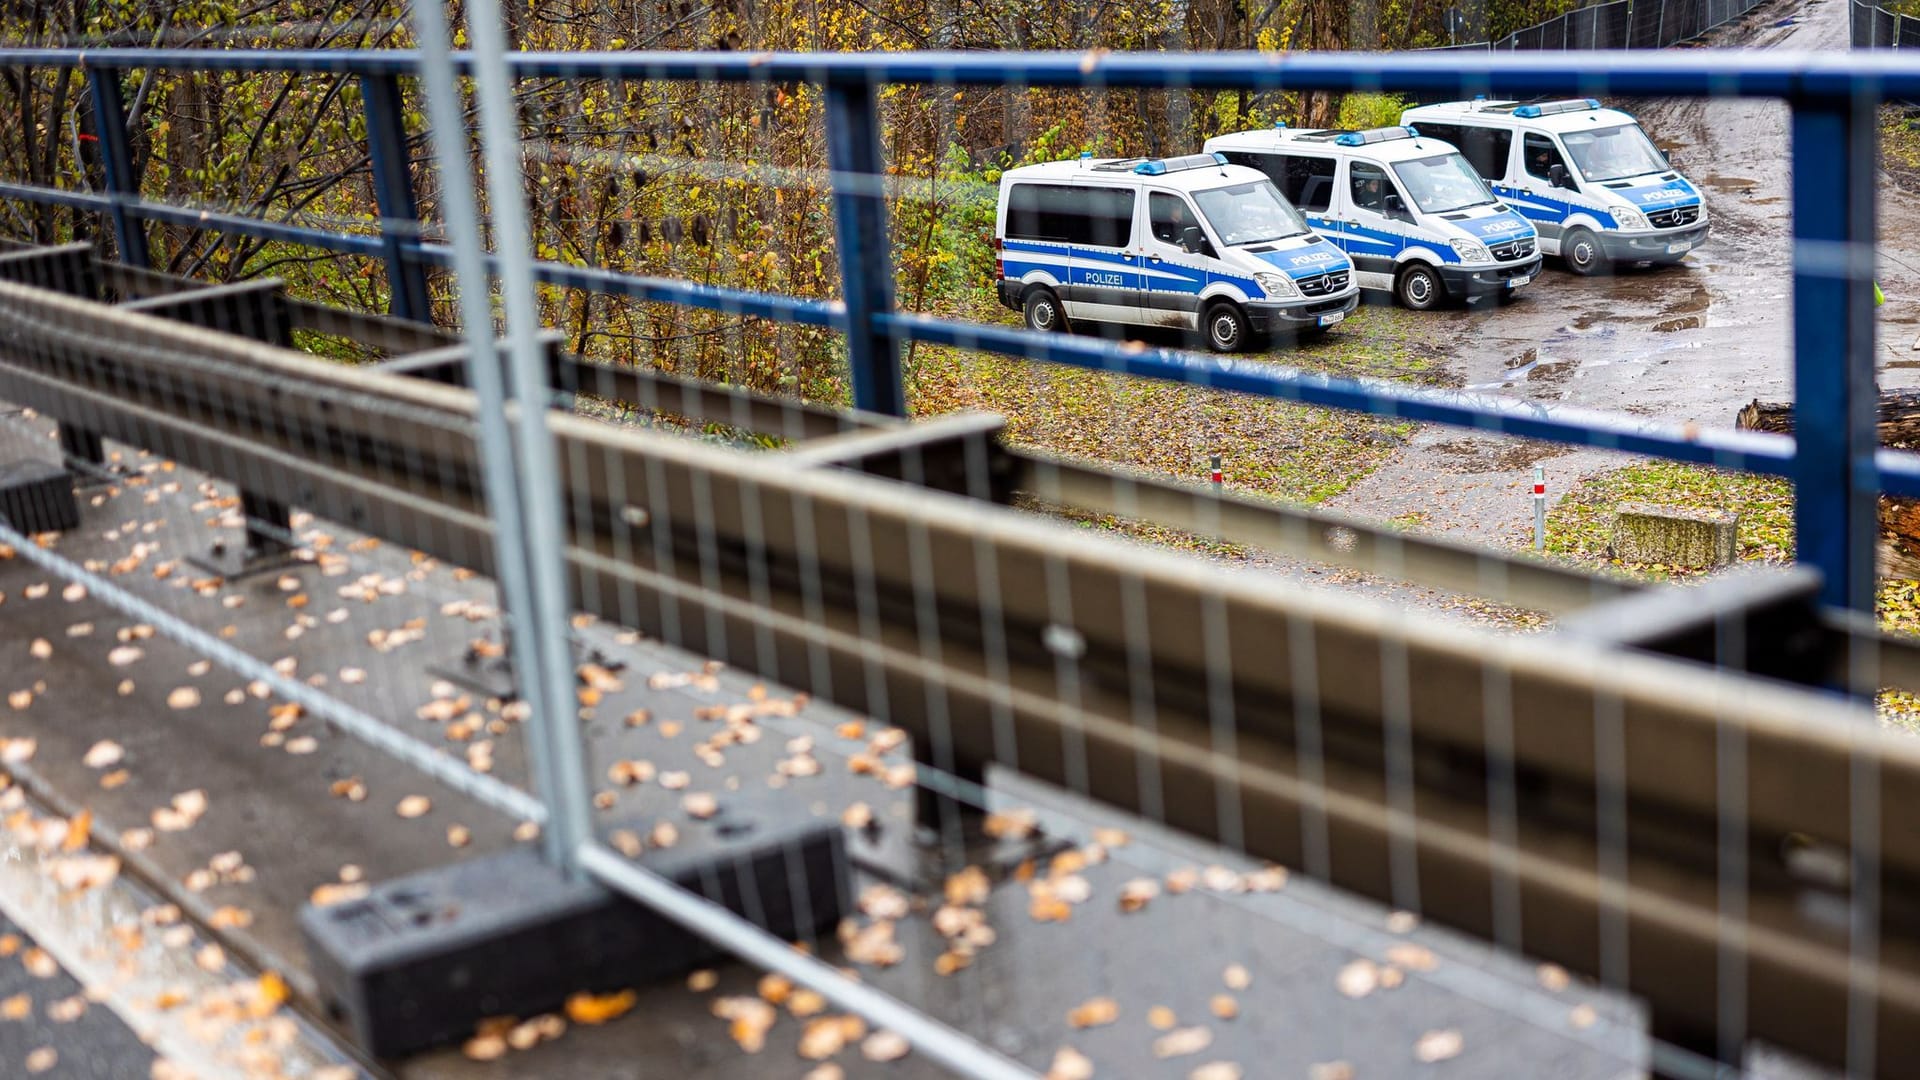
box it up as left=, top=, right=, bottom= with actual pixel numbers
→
left=1152, top=198, right=1194, bottom=244
left=1353, top=173, right=1386, bottom=212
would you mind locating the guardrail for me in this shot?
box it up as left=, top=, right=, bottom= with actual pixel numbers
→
left=6, top=239, right=1920, bottom=1078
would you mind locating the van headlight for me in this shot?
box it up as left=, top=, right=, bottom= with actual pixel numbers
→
left=1253, top=272, right=1299, bottom=299
left=1612, top=206, right=1648, bottom=230
left=1450, top=238, right=1491, bottom=263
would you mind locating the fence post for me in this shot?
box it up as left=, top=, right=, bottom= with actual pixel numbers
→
left=84, top=67, right=148, bottom=269
left=1790, top=94, right=1879, bottom=613
left=825, top=81, right=905, bottom=417
left=360, top=74, right=433, bottom=323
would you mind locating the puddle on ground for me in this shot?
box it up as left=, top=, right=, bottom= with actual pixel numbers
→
left=1662, top=283, right=1711, bottom=316
left=1568, top=310, right=1619, bottom=331
left=1654, top=316, right=1703, bottom=332
left=1490, top=347, right=1576, bottom=385
left=1699, top=175, right=1759, bottom=193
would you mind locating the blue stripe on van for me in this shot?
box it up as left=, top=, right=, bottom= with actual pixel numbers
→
left=1002, top=236, right=1351, bottom=299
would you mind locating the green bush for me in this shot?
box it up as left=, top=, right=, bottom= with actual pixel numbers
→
left=1335, top=93, right=1415, bottom=132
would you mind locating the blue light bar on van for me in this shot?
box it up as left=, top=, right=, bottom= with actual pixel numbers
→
left=1332, top=126, right=1416, bottom=146
left=1512, top=98, right=1601, bottom=118
left=1132, top=152, right=1228, bottom=175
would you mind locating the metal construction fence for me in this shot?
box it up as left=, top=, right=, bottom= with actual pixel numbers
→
left=0, top=37, right=1917, bottom=1080
left=1853, top=0, right=1920, bottom=47
left=1428, top=0, right=1772, bottom=52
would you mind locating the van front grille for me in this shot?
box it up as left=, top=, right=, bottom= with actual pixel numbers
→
left=1297, top=270, right=1349, bottom=296
left=1489, top=237, right=1535, bottom=262
left=1647, top=205, right=1700, bottom=229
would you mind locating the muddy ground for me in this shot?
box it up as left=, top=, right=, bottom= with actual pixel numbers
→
left=1281, top=0, right=1920, bottom=556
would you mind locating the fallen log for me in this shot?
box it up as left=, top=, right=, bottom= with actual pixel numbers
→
left=1737, top=389, right=1920, bottom=445
left=1737, top=392, right=1920, bottom=577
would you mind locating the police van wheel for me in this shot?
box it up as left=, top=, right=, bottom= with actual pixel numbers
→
left=1204, top=302, right=1249, bottom=353
left=1395, top=264, right=1444, bottom=311
left=1023, top=288, right=1066, bottom=333
left=1563, top=228, right=1605, bottom=276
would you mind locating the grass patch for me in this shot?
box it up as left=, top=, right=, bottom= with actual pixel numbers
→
left=1882, top=105, right=1920, bottom=195
left=1543, top=460, right=1792, bottom=574
left=908, top=302, right=1425, bottom=510
left=1546, top=461, right=1920, bottom=732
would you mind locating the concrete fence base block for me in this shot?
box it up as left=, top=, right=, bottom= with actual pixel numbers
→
left=1610, top=502, right=1739, bottom=569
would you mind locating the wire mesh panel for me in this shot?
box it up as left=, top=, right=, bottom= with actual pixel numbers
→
left=0, top=23, right=1916, bottom=1080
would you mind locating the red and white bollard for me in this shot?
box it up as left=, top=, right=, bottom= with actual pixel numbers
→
left=1533, top=466, right=1547, bottom=551
left=1211, top=453, right=1223, bottom=495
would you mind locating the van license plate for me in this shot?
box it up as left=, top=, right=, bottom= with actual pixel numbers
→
left=1667, top=242, right=1691, bottom=254
left=1508, top=275, right=1531, bottom=289
left=1317, top=312, right=1345, bottom=328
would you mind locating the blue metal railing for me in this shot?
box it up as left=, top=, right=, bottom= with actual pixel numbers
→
left=0, top=47, right=1913, bottom=610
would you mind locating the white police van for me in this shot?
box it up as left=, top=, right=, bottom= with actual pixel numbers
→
left=1204, top=124, right=1542, bottom=310
left=994, top=153, right=1359, bottom=352
left=1399, top=98, right=1709, bottom=275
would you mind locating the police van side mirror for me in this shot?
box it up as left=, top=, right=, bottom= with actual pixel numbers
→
left=1549, top=163, right=1573, bottom=190
left=1180, top=225, right=1206, bottom=254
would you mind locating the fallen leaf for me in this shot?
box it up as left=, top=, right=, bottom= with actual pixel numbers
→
left=311, top=882, right=370, bottom=907
left=1223, top=963, right=1250, bottom=990
left=1336, top=959, right=1379, bottom=998
left=0, top=994, right=29, bottom=1020
left=1148, top=1005, right=1176, bottom=1030
left=166, top=687, right=200, bottom=710
left=1537, top=963, right=1570, bottom=991
left=1066, top=996, right=1118, bottom=1029
left=251, top=972, right=290, bottom=1017
left=396, top=795, right=431, bottom=819
left=23, top=948, right=57, bottom=977
left=1047, top=1046, right=1096, bottom=1080
left=1190, top=1064, right=1242, bottom=1080
left=62, top=808, right=91, bottom=851
left=462, top=1034, right=507, bottom=1061
left=25, top=1047, right=55, bottom=1074
left=862, top=1030, right=910, bottom=1062
left=83, top=741, right=123, bottom=768
left=1153, top=1026, right=1213, bottom=1059
left=1385, top=943, right=1437, bottom=972
left=1568, top=1004, right=1598, bottom=1029
left=687, top=969, right=718, bottom=992
left=1415, top=1029, right=1463, bottom=1063
left=565, top=989, right=637, bottom=1024
left=29, top=638, right=51, bottom=660
left=1118, top=877, right=1159, bottom=913
left=682, top=792, right=718, bottom=819
left=1210, top=995, right=1238, bottom=1020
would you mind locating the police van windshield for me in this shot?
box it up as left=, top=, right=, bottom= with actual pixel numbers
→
left=1192, top=180, right=1311, bottom=246
left=1561, top=124, right=1667, bottom=183
left=1389, top=153, right=1495, bottom=214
